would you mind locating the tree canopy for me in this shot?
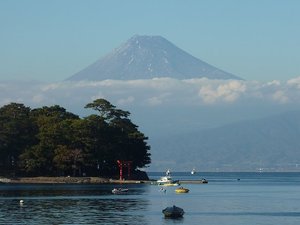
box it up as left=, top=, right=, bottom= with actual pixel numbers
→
left=0, top=99, right=151, bottom=177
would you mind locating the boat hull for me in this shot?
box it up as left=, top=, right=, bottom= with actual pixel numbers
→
left=112, top=188, right=128, bottom=194
left=175, top=187, right=189, bottom=193
left=162, top=205, right=184, bottom=218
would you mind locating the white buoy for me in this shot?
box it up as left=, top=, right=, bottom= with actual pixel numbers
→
left=19, top=200, right=24, bottom=204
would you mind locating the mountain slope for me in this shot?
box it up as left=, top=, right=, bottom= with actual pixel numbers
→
left=68, top=35, right=241, bottom=80
left=149, top=111, right=300, bottom=171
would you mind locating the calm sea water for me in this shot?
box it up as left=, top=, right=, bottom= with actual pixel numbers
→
left=0, top=172, right=300, bottom=225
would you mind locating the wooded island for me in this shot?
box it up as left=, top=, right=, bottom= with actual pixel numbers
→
left=0, top=99, right=151, bottom=179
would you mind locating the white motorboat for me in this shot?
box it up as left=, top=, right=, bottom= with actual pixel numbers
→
left=157, top=176, right=179, bottom=186
left=112, top=188, right=129, bottom=194
left=157, top=169, right=178, bottom=185
left=157, top=175, right=173, bottom=183
left=157, top=175, right=179, bottom=186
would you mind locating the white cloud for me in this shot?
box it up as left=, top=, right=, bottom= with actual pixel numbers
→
left=266, top=80, right=281, bottom=86
left=287, top=77, right=300, bottom=88
left=198, top=80, right=246, bottom=104
left=198, top=85, right=217, bottom=104
left=1, top=77, right=300, bottom=113
left=272, top=90, right=289, bottom=103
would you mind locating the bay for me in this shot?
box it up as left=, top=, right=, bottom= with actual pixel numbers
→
left=0, top=172, right=300, bottom=225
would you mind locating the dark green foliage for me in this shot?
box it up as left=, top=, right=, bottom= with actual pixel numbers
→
left=0, top=103, right=36, bottom=175
left=0, top=99, right=151, bottom=177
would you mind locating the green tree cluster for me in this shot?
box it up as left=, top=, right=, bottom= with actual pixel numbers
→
left=0, top=99, right=151, bottom=177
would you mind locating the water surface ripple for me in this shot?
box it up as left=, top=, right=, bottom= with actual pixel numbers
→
left=0, top=172, right=300, bottom=225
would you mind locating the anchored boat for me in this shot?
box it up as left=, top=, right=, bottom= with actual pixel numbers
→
left=175, top=186, right=189, bottom=193
left=112, top=188, right=128, bottom=194
left=162, top=205, right=184, bottom=218
left=157, top=169, right=179, bottom=186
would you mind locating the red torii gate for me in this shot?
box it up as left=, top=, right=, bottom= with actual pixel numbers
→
left=117, top=160, right=132, bottom=180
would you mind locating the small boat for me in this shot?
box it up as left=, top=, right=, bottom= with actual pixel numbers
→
left=191, top=168, right=196, bottom=175
left=201, top=178, right=208, bottom=183
left=157, top=176, right=179, bottom=186
left=157, top=169, right=179, bottom=185
left=112, top=188, right=129, bottom=194
left=162, top=205, right=184, bottom=218
left=175, top=186, right=189, bottom=193
left=157, top=175, right=173, bottom=184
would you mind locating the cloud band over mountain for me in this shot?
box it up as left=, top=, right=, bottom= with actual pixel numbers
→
left=1, top=77, right=299, bottom=110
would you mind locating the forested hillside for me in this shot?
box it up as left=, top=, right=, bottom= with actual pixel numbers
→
left=0, top=99, right=151, bottom=177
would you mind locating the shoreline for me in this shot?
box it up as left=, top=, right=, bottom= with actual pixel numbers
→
left=0, top=176, right=152, bottom=184
left=0, top=176, right=208, bottom=185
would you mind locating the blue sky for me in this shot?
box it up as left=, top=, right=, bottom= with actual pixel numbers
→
left=1, top=0, right=300, bottom=82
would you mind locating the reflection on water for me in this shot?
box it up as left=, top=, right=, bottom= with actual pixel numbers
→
left=0, top=184, right=150, bottom=225
left=0, top=184, right=147, bottom=197
left=1, top=199, right=148, bottom=224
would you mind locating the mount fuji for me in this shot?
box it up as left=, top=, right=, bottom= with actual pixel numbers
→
left=67, top=35, right=241, bottom=81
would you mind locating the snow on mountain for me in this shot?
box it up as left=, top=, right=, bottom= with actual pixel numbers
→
left=67, top=35, right=242, bottom=81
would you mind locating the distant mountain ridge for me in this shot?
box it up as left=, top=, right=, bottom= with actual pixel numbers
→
left=149, top=110, right=300, bottom=171
left=68, top=35, right=241, bottom=80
